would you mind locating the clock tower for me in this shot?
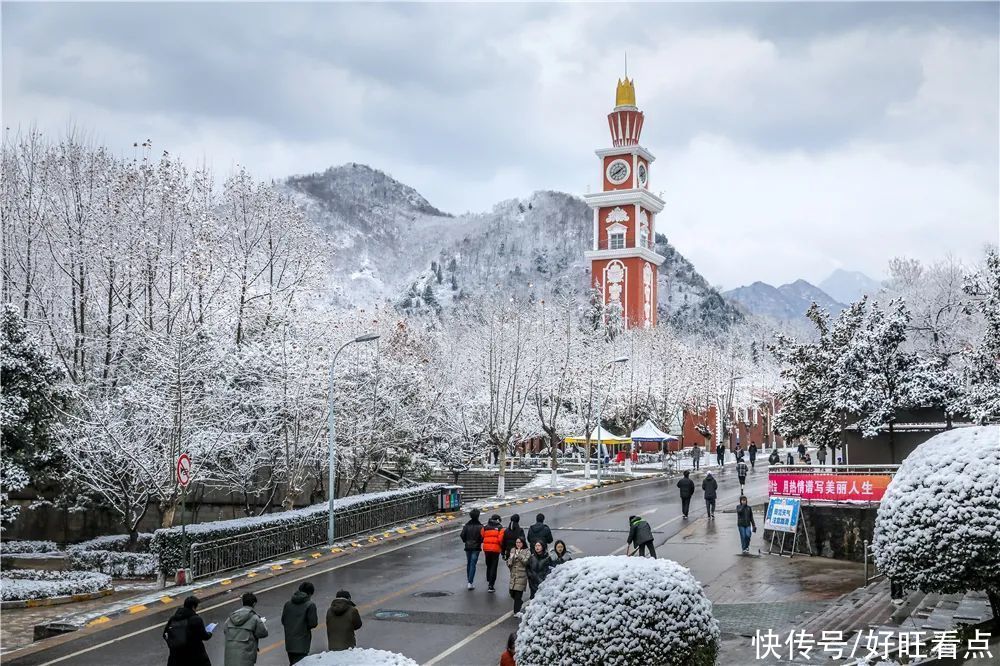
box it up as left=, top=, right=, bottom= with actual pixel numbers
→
left=584, top=76, right=665, bottom=329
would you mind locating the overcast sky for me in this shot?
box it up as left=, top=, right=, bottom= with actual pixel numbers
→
left=4, top=2, right=998, bottom=289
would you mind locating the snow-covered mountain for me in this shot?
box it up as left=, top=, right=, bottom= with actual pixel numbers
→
left=819, top=269, right=882, bottom=305
left=283, top=163, right=742, bottom=329
left=723, top=279, right=844, bottom=322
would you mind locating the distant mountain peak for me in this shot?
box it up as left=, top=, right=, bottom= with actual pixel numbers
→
left=286, top=163, right=449, bottom=218
left=819, top=269, right=882, bottom=305
left=723, top=279, right=843, bottom=322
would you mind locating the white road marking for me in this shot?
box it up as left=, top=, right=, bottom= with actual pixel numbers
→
left=422, top=611, right=515, bottom=666
left=24, top=476, right=670, bottom=666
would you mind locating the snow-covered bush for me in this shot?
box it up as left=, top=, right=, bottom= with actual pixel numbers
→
left=68, top=533, right=153, bottom=553
left=0, top=540, right=58, bottom=554
left=1, top=569, right=112, bottom=601
left=296, top=648, right=418, bottom=666
left=873, top=426, right=1000, bottom=617
left=516, top=556, right=719, bottom=666
left=151, top=484, right=443, bottom=573
left=69, top=550, right=157, bottom=579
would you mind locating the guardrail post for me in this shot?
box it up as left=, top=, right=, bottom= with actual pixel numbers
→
left=863, top=539, right=869, bottom=585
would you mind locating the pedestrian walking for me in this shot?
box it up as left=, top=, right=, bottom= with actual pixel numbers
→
left=702, top=472, right=718, bottom=519
left=817, top=446, right=827, bottom=465
left=676, top=470, right=695, bottom=519
left=223, top=592, right=268, bottom=666
left=526, top=513, right=553, bottom=549
left=549, top=540, right=572, bottom=568
left=501, top=514, right=525, bottom=560
left=326, top=590, right=362, bottom=651
left=164, top=595, right=214, bottom=666
left=736, top=496, right=757, bottom=554
left=716, top=444, right=725, bottom=467
left=281, top=581, right=319, bottom=664
left=748, top=443, right=758, bottom=470
left=500, top=631, right=517, bottom=666
left=797, top=442, right=806, bottom=461
left=768, top=449, right=780, bottom=465
left=526, top=541, right=553, bottom=599
left=280, top=582, right=318, bottom=665
left=626, top=515, right=656, bottom=558
left=786, top=451, right=795, bottom=465
left=691, top=444, right=701, bottom=470
left=735, top=444, right=745, bottom=462
left=506, top=537, right=530, bottom=616
left=460, top=508, right=484, bottom=590
left=736, top=460, right=749, bottom=490
left=481, top=513, right=505, bottom=593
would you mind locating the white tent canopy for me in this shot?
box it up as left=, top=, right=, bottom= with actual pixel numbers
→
left=630, top=419, right=674, bottom=442
left=564, top=426, right=631, bottom=445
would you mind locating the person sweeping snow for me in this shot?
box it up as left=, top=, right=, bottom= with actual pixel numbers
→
left=626, top=515, right=656, bottom=558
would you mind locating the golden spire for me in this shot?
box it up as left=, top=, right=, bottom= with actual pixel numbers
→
left=615, top=77, right=636, bottom=107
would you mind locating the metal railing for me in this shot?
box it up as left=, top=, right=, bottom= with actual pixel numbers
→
left=768, top=464, right=900, bottom=474
left=190, top=491, right=439, bottom=579
left=863, top=539, right=884, bottom=586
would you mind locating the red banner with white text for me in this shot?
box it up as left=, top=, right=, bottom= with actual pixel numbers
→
left=768, top=473, right=892, bottom=503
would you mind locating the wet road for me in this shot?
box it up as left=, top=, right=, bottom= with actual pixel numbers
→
left=8, top=466, right=765, bottom=666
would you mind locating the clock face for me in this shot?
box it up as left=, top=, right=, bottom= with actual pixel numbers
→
left=637, top=163, right=647, bottom=187
left=606, top=159, right=631, bottom=185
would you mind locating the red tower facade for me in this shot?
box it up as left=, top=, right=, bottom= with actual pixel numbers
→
left=584, top=77, right=665, bottom=329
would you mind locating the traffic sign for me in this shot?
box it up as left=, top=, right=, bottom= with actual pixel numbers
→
left=176, top=453, right=192, bottom=488
left=764, top=497, right=800, bottom=533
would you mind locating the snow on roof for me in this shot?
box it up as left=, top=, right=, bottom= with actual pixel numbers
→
left=297, top=649, right=418, bottom=666
left=630, top=419, right=673, bottom=441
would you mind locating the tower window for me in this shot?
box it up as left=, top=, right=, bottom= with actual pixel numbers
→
left=609, top=232, right=625, bottom=250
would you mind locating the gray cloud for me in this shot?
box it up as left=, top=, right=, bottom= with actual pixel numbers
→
left=3, top=2, right=997, bottom=288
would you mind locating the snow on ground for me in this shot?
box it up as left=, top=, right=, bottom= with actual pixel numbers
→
left=517, top=555, right=719, bottom=666
left=297, top=648, right=418, bottom=665
left=1, top=570, right=112, bottom=602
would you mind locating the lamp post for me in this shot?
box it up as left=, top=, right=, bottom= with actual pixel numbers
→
left=596, top=356, right=629, bottom=488
left=328, top=333, right=380, bottom=546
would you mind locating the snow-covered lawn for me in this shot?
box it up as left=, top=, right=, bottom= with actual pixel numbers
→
left=1, top=570, right=112, bottom=602
left=516, top=556, right=719, bottom=666
left=296, top=648, right=418, bottom=665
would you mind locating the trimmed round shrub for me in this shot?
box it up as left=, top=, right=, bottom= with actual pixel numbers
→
left=296, top=648, right=418, bottom=666
left=69, top=550, right=157, bottom=578
left=1, top=569, right=112, bottom=601
left=0, top=540, right=58, bottom=554
left=873, top=426, right=1000, bottom=614
left=516, top=556, right=719, bottom=666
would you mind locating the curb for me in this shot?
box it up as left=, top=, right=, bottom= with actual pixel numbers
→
left=1, top=588, right=113, bottom=610
left=23, top=472, right=669, bottom=651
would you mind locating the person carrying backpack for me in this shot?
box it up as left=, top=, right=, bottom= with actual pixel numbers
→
left=164, top=595, right=214, bottom=666
left=481, top=513, right=505, bottom=593
left=626, top=515, right=656, bottom=558
left=459, top=508, right=484, bottom=590
left=223, top=592, right=268, bottom=666
left=676, top=470, right=695, bottom=519
left=281, top=582, right=318, bottom=664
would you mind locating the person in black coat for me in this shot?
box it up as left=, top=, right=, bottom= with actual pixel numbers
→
left=526, top=541, right=553, bottom=598
left=716, top=444, right=725, bottom=467
left=768, top=449, right=780, bottom=465
left=501, top=514, right=525, bottom=559
left=526, top=513, right=553, bottom=548
left=164, top=595, right=213, bottom=666
left=748, top=443, right=758, bottom=470
left=676, top=470, right=695, bottom=519
left=627, top=515, right=656, bottom=558
left=281, top=582, right=318, bottom=664
left=702, top=473, right=719, bottom=519
left=459, top=508, right=484, bottom=590
left=736, top=496, right=757, bottom=554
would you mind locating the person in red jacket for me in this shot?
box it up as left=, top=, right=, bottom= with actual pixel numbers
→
left=481, top=514, right=506, bottom=593
left=500, top=631, right=516, bottom=666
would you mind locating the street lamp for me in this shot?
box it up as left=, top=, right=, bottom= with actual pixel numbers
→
left=596, top=356, right=629, bottom=488
left=328, top=333, right=380, bottom=546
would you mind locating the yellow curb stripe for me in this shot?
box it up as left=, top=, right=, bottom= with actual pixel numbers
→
left=129, top=604, right=148, bottom=614
left=220, top=579, right=232, bottom=586
left=247, top=572, right=258, bottom=578
left=332, top=547, right=344, bottom=553
left=292, top=559, right=306, bottom=565
left=396, top=528, right=407, bottom=534
left=160, top=596, right=173, bottom=604
left=311, top=553, right=322, bottom=558
left=271, top=565, right=283, bottom=571
left=88, top=616, right=111, bottom=626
